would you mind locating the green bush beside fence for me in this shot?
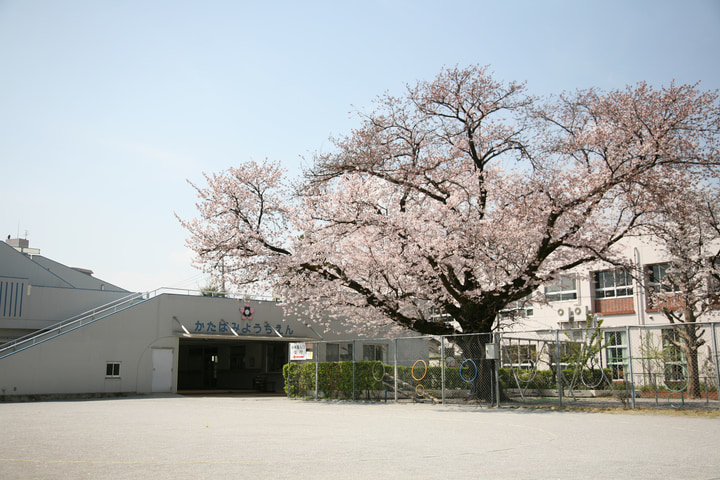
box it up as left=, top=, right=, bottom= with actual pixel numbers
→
left=284, top=362, right=616, bottom=399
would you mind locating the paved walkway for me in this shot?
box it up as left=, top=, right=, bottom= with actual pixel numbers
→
left=1, top=395, right=718, bottom=479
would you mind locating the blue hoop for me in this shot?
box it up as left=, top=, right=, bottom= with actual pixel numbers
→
left=465, top=382, right=476, bottom=396
left=459, top=359, right=478, bottom=383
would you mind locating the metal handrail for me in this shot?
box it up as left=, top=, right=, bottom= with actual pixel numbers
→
left=146, top=287, right=280, bottom=302
left=0, top=287, right=281, bottom=359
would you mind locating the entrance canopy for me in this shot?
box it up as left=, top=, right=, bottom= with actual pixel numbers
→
left=165, top=294, right=324, bottom=343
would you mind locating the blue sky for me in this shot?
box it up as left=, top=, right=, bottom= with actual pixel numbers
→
left=1, top=0, right=719, bottom=292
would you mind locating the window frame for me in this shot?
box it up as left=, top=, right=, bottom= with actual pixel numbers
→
left=604, top=331, right=628, bottom=380
left=326, top=343, right=353, bottom=362
left=594, top=269, right=634, bottom=299
left=105, top=362, right=121, bottom=378
left=646, top=263, right=680, bottom=294
left=362, top=343, right=388, bottom=362
left=661, top=327, right=686, bottom=368
left=545, top=275, right=578, bottom=302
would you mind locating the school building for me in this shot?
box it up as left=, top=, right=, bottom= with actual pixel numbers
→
left=0, top=238, right=405, bottom=399
left=2, top=233, right=718, bottom=400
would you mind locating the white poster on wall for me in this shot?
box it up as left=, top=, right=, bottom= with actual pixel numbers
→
left=289, top=342, right=307, bottom=360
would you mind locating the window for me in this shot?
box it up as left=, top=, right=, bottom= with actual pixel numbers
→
left=499, top=305, right=534, bottom=319
left=502, top=343, right=537, bottom=368
left=646, top=263, right=679, bottom=294
left=594, top=270, right=633, bottom=299
left=105, top=362, right=121, bottom=378
left=662, top=328, right=687, bottom=386
left=326, top=343, right=353, bottom=362
left=499, top=297, right=534, bottom=318
left=605, top=331, right=627, bottom=380
left=546, top=276, right=577, bottom=302
left=362, top=344, right=387, bottom=362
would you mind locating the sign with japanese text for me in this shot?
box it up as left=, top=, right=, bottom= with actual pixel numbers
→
left=289, top=342, right=307, bottom=360
left=191, top=320, right=294, bottom=337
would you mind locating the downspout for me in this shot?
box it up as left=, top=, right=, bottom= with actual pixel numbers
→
left=634, top=247, right=650, bottom=385
left=634, top=247, right=646, bottom=327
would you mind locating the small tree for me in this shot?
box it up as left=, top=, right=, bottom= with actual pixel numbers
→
left=643, top=187, right=720, bottom=398
left=200, top=285, right=226, bottom=297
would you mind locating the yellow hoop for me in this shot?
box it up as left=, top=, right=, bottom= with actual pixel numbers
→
left=411, top=359, right=428, bottom=381
left=415, top=384, right=425, bottom=397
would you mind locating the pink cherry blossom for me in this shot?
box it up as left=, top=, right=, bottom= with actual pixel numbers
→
left=179, top=66, right=720, bottom=337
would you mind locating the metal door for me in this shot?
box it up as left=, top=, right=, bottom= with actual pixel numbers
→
left=152, top=348, right=174, bottom=392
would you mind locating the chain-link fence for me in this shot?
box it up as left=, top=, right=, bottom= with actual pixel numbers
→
left=284, top=323, right=720, bottom=410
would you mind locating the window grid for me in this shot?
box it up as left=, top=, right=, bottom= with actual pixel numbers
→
left=594, top=270, right=634, bottom=299
left=647, top=263, right=680, bottom=294
left=605, top=331, right=627, bottom=380
left=546, top=276, right=578, bottom=302
left=106, top=362, right=121, bottom=378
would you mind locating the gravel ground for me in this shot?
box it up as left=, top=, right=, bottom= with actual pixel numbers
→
left=1, top=395, right=719, bottom=479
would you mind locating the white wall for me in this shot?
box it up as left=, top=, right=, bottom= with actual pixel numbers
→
left=0, top=293, right=344, bottom=397
left=0, top=296, right=177, bottom=397
left=508, top=236, right=720, bottom=333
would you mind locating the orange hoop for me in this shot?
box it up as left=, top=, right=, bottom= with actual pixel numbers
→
left=328, top=362, right=341, bottom=385
left=411, top=359, right=428, bottom=381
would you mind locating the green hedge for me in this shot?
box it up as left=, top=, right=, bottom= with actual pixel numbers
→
left=284, top=362, right=614, bottom=398
left=498, top=367, right=612, bottom=390
left=284, top=361, right=489, bottom=397
left=284, top=361, right=390, bottom=399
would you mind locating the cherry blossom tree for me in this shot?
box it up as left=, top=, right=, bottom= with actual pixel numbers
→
left=180, top=66, right=720, bottom=342
left=179, top=160, right=292, bottom=296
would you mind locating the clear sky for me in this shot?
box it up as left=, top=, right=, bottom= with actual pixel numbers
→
left=1, top=0, right=719, bottom=293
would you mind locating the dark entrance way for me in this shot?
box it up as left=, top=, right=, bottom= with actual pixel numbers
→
left=178, top=339, right=287, bottom=394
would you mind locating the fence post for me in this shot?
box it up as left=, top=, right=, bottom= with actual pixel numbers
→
left=555, top=330, right=562, bottom=406
left=494, top=333, right=501, bottom=408
left=713, top=324, right=720, bottom=410
left=441, top=336, right=446, bottom=405
left=315, top=343, right=319, bottom=401
left=627, top=326, right=636, bottom=409
left=352, top=340, right=356, bottom=401
left=394, top=338, right=398, bottom=403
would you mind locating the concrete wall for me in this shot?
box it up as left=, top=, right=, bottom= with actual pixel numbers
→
left=2, top=285, right=131, bottom=330
left=0, top=294, right=334, bottom=398
left=0, top=296, right=177, bottom=397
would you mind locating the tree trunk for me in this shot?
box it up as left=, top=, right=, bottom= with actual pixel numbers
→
left=678, top=315, right=704, bottom=399
left=681, top=322, right=702, bottom=398
left=453, top=334, right=498, bottom=403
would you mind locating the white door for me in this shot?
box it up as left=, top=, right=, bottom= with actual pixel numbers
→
left=152, top=348, right=174, bottom=393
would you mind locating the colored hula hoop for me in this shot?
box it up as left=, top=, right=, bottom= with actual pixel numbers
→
left=465, top=382, right=476, bottom=396
left=459, top=359, right=478, bottom=383
left=371, top=361, right=385, bottom=381
left=328, top=362, right=341, bottom=383
left=411, top=359, right=428, bottom=381
left=668, top=391, right=685, bottom=409
left=415, top=384, right=425, bottom=397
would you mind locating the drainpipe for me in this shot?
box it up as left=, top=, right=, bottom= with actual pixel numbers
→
left=634, top=247, right=646, bottom=327
left=634, top=247, right=651, bottom=386
left=627, top=325, right=636, bottom=409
